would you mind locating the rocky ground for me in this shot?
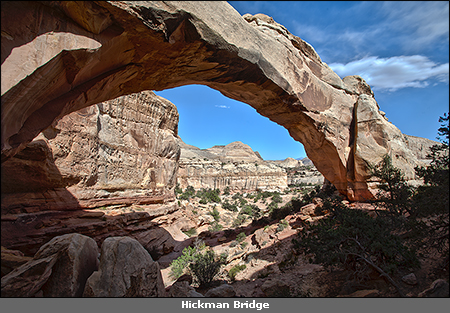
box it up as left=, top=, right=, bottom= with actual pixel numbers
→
left=154, top=188, right=449, bottom=298
left=2, top=185, right=448, bottom=297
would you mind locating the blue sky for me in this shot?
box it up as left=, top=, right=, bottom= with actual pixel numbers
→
left=155, top=1, right=449, bottom=161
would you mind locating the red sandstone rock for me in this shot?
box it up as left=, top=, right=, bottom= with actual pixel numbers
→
left=1, top=1, right=437, bottom=200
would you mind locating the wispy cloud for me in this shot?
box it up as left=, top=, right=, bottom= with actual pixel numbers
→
left=215, top=105, right=230, bottom=109
left=291, top=1, right=449, bottom=64
left=329, top=55, right=449, bottom=91
left=380, top=1, right=449, bottom=50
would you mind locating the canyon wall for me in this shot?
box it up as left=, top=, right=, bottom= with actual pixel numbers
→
left=2, top=91, right=180, bottom=213
left=177, top=139, right=288, bottom=191
left=1, top=1, right=436, bottom=200
left=1, top=91, right=181, bottom=256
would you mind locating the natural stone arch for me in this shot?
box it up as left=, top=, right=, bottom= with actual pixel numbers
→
left=1, top=1, right=427, bottom=201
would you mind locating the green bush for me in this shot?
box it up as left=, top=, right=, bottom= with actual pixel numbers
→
left=189, top=249, right=226, bottom=287
left=178, top=185, right=196, bottom=200
left=222, top=199, right=238, bottom=212
left=239, top=204, right=261, bottom=219
left=175, top=183, right=183, bottom=195
left=169, top=242, right=206, bottom=279
left=276, top=219, right=289, bottom=233
left=208, top=221, right=223, bottom=232
left=183, top=228, right=197, bottom=237
left=293, top=200, right=419, bottom=290
left=228, top=264, right=246, bottom=281
left=209, top=207, right=220, bottom=222
left=232, top=215, right=246, bottom=227
left=271, top=192, right=282, bottom=204
left=236, top=232, right=246, bottom=242
left=196, top=188, right=221, bottom=204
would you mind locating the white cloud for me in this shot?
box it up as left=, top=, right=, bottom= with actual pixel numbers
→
left=215, top=105, right=230, bottom=109
left=329, top=55, right=449, bottom=91
left=292, top=1, right=449, bottom=64
left=381, top=1, right=449, bottom=50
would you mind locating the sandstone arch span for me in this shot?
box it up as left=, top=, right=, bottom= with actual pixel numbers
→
left=1, top=1, right=427, bottom=201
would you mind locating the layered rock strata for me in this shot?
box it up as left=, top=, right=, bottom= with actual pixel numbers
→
left=1, top=1, right=436, bottom=200
left=2, top=90, right=180, bottom=213
left=1, top=91, right=180, bottom=256
left=177, top=139, right=287, bottom=191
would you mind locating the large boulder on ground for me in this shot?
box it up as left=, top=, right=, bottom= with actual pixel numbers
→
left=83, top=236, right=165, bottom=297
left=1, top=233, right=98, bottom=297
left=418, top=279, right=449, bottom=298
left=205, top=283, right=236, bottom=297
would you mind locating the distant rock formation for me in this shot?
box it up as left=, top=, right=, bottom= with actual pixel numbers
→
left=177, top=139, right=288, bottom=191
left=1, top=1, right=437, bottom=200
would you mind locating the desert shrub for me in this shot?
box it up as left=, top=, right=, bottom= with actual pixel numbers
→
left=222, top=199, right=238, bottom=212
left=232, top=215, right=246, bottom=227
left=208, top=207, right=220, bottom=222
left=223, top=186, right=231, bottom=195
left=232, top=193, right=242, bottom=200
left=239, top=204, right=261, bottom=219
left=269, top=197, right=304, bottom=221
left=276, top=219, right=289, bottom=233
left=208, top=221, right=223, bottom=232
left=175, top=183, right=183, bottom=195
left=189, top=249, right=226, bottom=287
left=271, top=192, right=282, bottom=203
left=196, top=188, right=221, bottom=203
left=293, top=200, right=419, bottom=295
left=228, top=264, right=246, bottom=281
left=236, top=232, right=246, bottom=242
left=183, top=228, right=197, bottom=237
left=178, top=185, right=196, bottom=200
left=170, top=241, right=206, bottom=279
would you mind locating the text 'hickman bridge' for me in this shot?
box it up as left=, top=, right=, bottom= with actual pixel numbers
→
left=182, top=300, right=270, bottom=310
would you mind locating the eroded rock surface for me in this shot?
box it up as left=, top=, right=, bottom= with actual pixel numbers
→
left=2, top=90, right=179, bottom=213
left=1, top=233, right=98, bottom=297
left=83, top=236, right=165, bottom=297
left=1, top=1, right=436, bottom=200
left=1, top=91, right=180, bottom=256
left=177, top=139, right=287, bottom=191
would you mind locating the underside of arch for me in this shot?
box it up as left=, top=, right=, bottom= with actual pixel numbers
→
left=1, top=1, right=426, bottom=201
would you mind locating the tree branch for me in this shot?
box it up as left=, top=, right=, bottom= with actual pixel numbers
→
left=348, top=252, right=406, bottom=298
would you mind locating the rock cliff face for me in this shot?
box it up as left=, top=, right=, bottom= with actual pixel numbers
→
left=1, top=91, right=181, bottom=256
left=1, top=1, right=435, bottom=200
left=177, top=139, right=287, bottom=191
left=2, top=91, right=180, bottom=212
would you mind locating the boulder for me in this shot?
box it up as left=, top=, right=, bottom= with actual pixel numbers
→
left=83, top=236, right=165, bottom=297
left=205, top=284, right=236, bottom=297
left=401, top=273, right=418, bottom=286
left=345, top=289, right=380, bottom=297
left=1, top=247, right=32, bottom=277
left=260, top=278, right=291, bottom=297
left=1, top=233, right=98, bottom=297
left=418, top=279, right=449, bottom=298
left=168, top=280, right=203, bottom=297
